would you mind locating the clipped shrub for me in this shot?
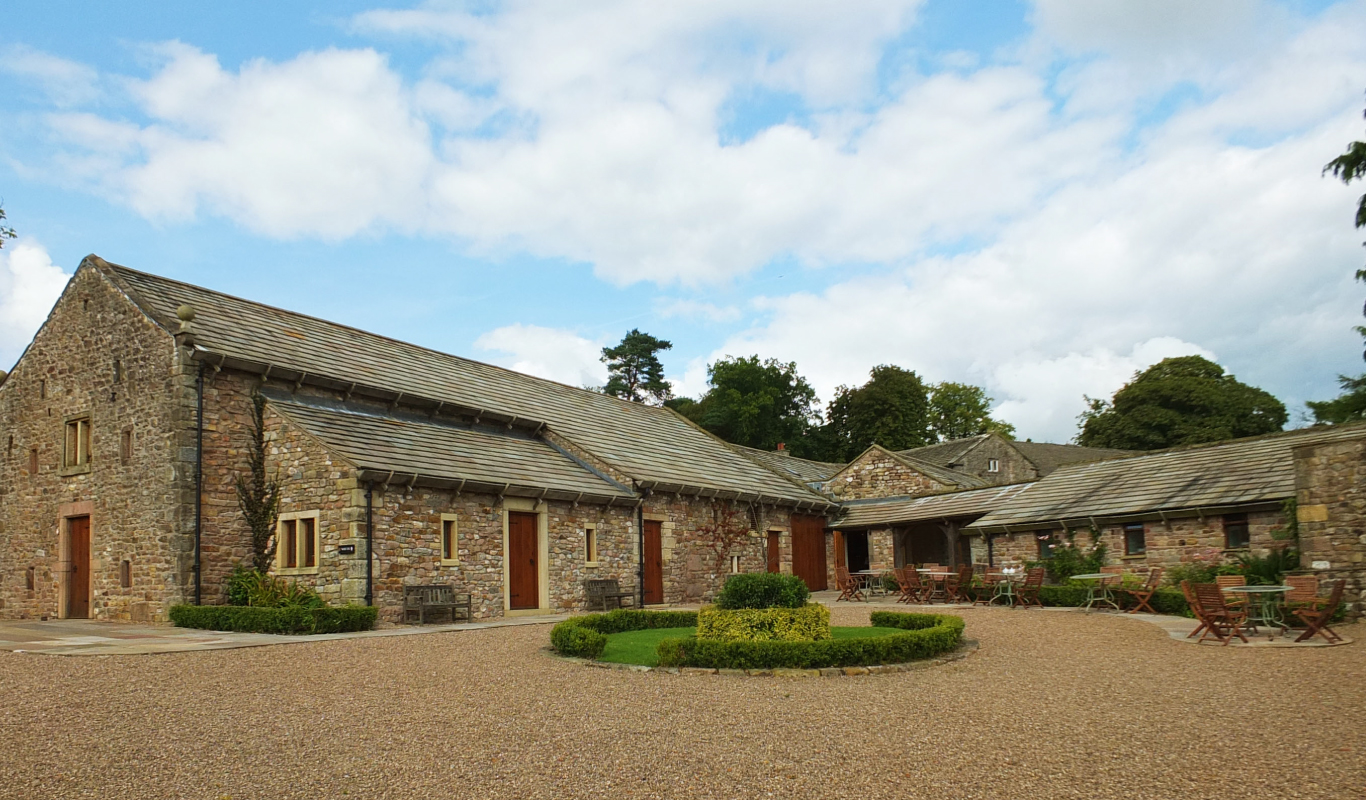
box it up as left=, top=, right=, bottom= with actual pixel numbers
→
left=550, top=609, right=700, bottom=659
left=714, top=573, right=809, bottom=610
left=1037, top=585, right=1191, bottom=616
left=658, top=612, right=963, bottom=670
left=169, top=604, right=377, bottom=634
left=697, top=603, right=830, bottom=642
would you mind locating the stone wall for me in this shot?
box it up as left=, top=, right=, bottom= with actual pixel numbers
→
left=643, top=494, right=788, bottom=604
left=949, top=437, right=1039, bottom=486
left=1294, top=436, right=1366, bottom=617
left=823, top=448, right=951, bottom=501
left=0, top=264, right=194, bottom=621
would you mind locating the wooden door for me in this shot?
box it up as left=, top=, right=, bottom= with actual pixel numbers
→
left=507, top=511, right=539, bottom=610
left=642, top=520, right=664, bottom=605
left=790, top=514, right=828, bottom=591
left=766, top=532, right=781, bottom=573
left=67, top=516, right=91, bottom=619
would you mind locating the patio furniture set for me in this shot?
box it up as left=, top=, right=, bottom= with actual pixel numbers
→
left=1178, top=575, right=1347, bottom=646
left=835, top=564, right=1046, bottom=608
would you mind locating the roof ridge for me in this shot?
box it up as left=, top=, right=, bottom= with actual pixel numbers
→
left=102, top=260, right=682, bottom=420
left=1053, top=422, right=1366, bottom=469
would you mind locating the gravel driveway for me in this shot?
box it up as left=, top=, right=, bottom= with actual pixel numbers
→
left=1, top=605, right=1361, bottom=799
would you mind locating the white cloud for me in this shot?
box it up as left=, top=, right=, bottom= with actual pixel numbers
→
left=0, top=242, right=72, bottom=369
left=472, top=323, right=608, bottom=389
left=0, top=44, right=100, bottom=106
left=655, top=298, right=741, bottom=323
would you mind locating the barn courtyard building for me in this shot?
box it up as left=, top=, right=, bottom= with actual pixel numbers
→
left=2, top=256, right=1364, bottom=622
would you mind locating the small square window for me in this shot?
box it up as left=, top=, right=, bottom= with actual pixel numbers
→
left=276, top=514, right=319, bottom=573
left=584, top=525, right=598, bottom=565
left=1124, top=523, right=1146, bottom=556
left=1224, top=513, right=1250, bottom=550
left=62, top=417, right=91, bottom=471
left=730, top=555, right=742, bottom=574
left=987, top=459, right=1000, bottom=473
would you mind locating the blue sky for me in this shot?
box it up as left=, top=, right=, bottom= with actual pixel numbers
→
left=2, top=0, right=1364, bottom=442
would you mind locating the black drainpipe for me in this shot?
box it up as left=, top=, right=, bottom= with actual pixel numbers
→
left=193, top=360, right=204, bottom=605
left=365, top=481, right=374, bottom=606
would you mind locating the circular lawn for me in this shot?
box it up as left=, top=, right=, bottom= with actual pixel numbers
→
left=598, top=626, right=905, bottom=667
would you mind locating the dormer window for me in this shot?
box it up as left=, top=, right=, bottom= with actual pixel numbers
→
left=987, top=459, right=1000, bottom=473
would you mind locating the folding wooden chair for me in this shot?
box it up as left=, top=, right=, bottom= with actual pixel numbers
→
left=972, top=564, right=997, bottom=606
left=1215, top=574, right=1248, bottom=613
left=950, top=565, right=974, bottom=603
left=1190, top=582, right=1249, bottom=645
left=1283, top=574, right=1328, bottom=614
left=894, top=567, right=927, bottom=604
left=1179, top=580, right=1209, bottom=639
left=1125, top=567, right=1163, bottom=614
left=1013, top=567, right=1045, bottom=608
left=835, top=567, right=865, bottom=603
left=1293, top=580, right=1345, bottom=644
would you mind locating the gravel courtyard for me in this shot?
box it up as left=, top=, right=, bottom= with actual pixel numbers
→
left=1, top=606, right=1361, bottom=800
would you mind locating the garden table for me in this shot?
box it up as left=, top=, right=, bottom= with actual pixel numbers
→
left=989, top=572, right=1020, bottom=606
left=1222, top=585, right=1292, bottom=637
left=1070, top=573, right=1121, bottom=612
left=918, top=571, right=954, bottom=603
left=851, top=571, right=887, bottom=599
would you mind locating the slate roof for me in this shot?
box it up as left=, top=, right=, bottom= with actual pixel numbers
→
left=833, top=483, right=1036, bottom=529
left=899, top=434, right=1129, bottom=477
left=734, top=445, right=844, bottom=484
left=968, top=424, right=1366, bottom=531
left=97, top=259, right=828, bottom=506
left=267, top=392, right=634, bottom=502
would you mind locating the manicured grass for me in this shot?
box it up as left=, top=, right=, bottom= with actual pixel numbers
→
left=598, top=626, right=903, bottom=667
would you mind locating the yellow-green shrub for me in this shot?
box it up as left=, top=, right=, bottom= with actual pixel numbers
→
left=696, top=603, right=830, bottom=642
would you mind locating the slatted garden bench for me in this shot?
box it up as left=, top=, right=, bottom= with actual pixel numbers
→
left=584, top=578, right=635, bottom=612
left=403, top=585, right=473, bottom=625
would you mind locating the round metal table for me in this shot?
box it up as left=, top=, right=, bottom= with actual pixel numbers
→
left=1070, top=573, right=1120, bottom=612
left=1222, top=585, right=1292, bottom=636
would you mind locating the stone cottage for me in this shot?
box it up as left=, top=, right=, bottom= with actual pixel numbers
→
left=0, top=256, right=835, bottom=623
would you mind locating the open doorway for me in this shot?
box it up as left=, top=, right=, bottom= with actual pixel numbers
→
left=844, top=531, right=870, bottom=572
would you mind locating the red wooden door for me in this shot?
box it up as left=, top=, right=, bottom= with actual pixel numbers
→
left=643, top=520, right=664, bottom=605
left=67, top=516, right=91, bottom=619
left=507, top=511, right=539, bottom=610
left=766, top=532, right=780, bottom=573
left=790, top=514, right=828, bottom=591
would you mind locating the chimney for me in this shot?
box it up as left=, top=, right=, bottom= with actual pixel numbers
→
left=775, top=443, right=788, bottom=456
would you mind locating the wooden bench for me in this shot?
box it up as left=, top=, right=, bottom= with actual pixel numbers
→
left=584, top=579, right=635, bottom=612
left=403, top=585, right=473, bottom=625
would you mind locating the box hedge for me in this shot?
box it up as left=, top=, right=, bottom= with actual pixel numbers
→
left=656, top=612, right=964, bottom=670
left=550, top=609, right=700, bottom=660
left=169, top=604, right=378, bottom=634
left=713, top=573, right=809, bottom=609
left=696, top=603, right=830, bottom=642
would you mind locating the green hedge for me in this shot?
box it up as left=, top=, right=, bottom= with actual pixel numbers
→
left=656, top=612, right=964, bottom=670
left=697, top=603, right=830, bottom=642
left=714, top=573, right=810, bottom=609
left=550, top=609, right=700, bottom=660
left=1034, top=585, right=1192, bottom=616
left=169, top=604, right=378, bottom=634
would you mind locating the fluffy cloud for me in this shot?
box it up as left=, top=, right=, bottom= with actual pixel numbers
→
left=0, top=44, right=100, bottom=106
left=472, top=323, right=607, bottom=389
left=0, top=242, right=72, bottom=369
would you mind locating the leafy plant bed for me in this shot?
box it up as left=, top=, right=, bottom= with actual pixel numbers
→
left=600, top=625, right=904, bottom=667
left=169, top=604, right=378, bottom=634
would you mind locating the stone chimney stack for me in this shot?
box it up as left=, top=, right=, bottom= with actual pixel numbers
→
left=775, top=442, right=788, bottom=456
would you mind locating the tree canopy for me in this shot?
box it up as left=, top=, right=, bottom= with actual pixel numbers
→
left=927, top=381, right=1016, bottom=442
left=823, top=365, right=932, bottom=461
left=1308, top=96, right=1366, bottom=423
left=673, top=356, right=820, bottom=455
left=1077, top=355, right=1287, bottom=450
left=601, top=329, right=672, bottom=404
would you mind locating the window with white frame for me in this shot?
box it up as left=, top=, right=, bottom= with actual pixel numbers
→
left=987, top=458, right=1000, bottom=473
left=730, top=555, right=742, bottom=574
left=276, top=512, right=319, bottom=573
left=441, top=514, right=459, bottom=565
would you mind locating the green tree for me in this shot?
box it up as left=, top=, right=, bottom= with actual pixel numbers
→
left=681, top=356, right=820, bottom=454
left=927, top=381, right=1016, bottom=442
left=1077, top=355, right=1287, bottom=450
left=0, top=204, right=16, bottom=249
left=1308, top=96, right=1366, bottom=422
left=824, top=365, right=932, bottom=460
left=601, top=329, right=672, bottom=404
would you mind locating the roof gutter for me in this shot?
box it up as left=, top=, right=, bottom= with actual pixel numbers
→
left=964, top=499, right=1286, bottom=535
left=634, top=479, right=837, bottom=513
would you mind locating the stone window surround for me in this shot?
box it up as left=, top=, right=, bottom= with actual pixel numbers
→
left=501, top=497, right=550, bottom=614
left=59, top=413, right=92, bottom=476
left=275, top=510, right=320, bottom=576
left=584, top=522, right=599, bottom=568
left=440, top=513, right=460, bottom=566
